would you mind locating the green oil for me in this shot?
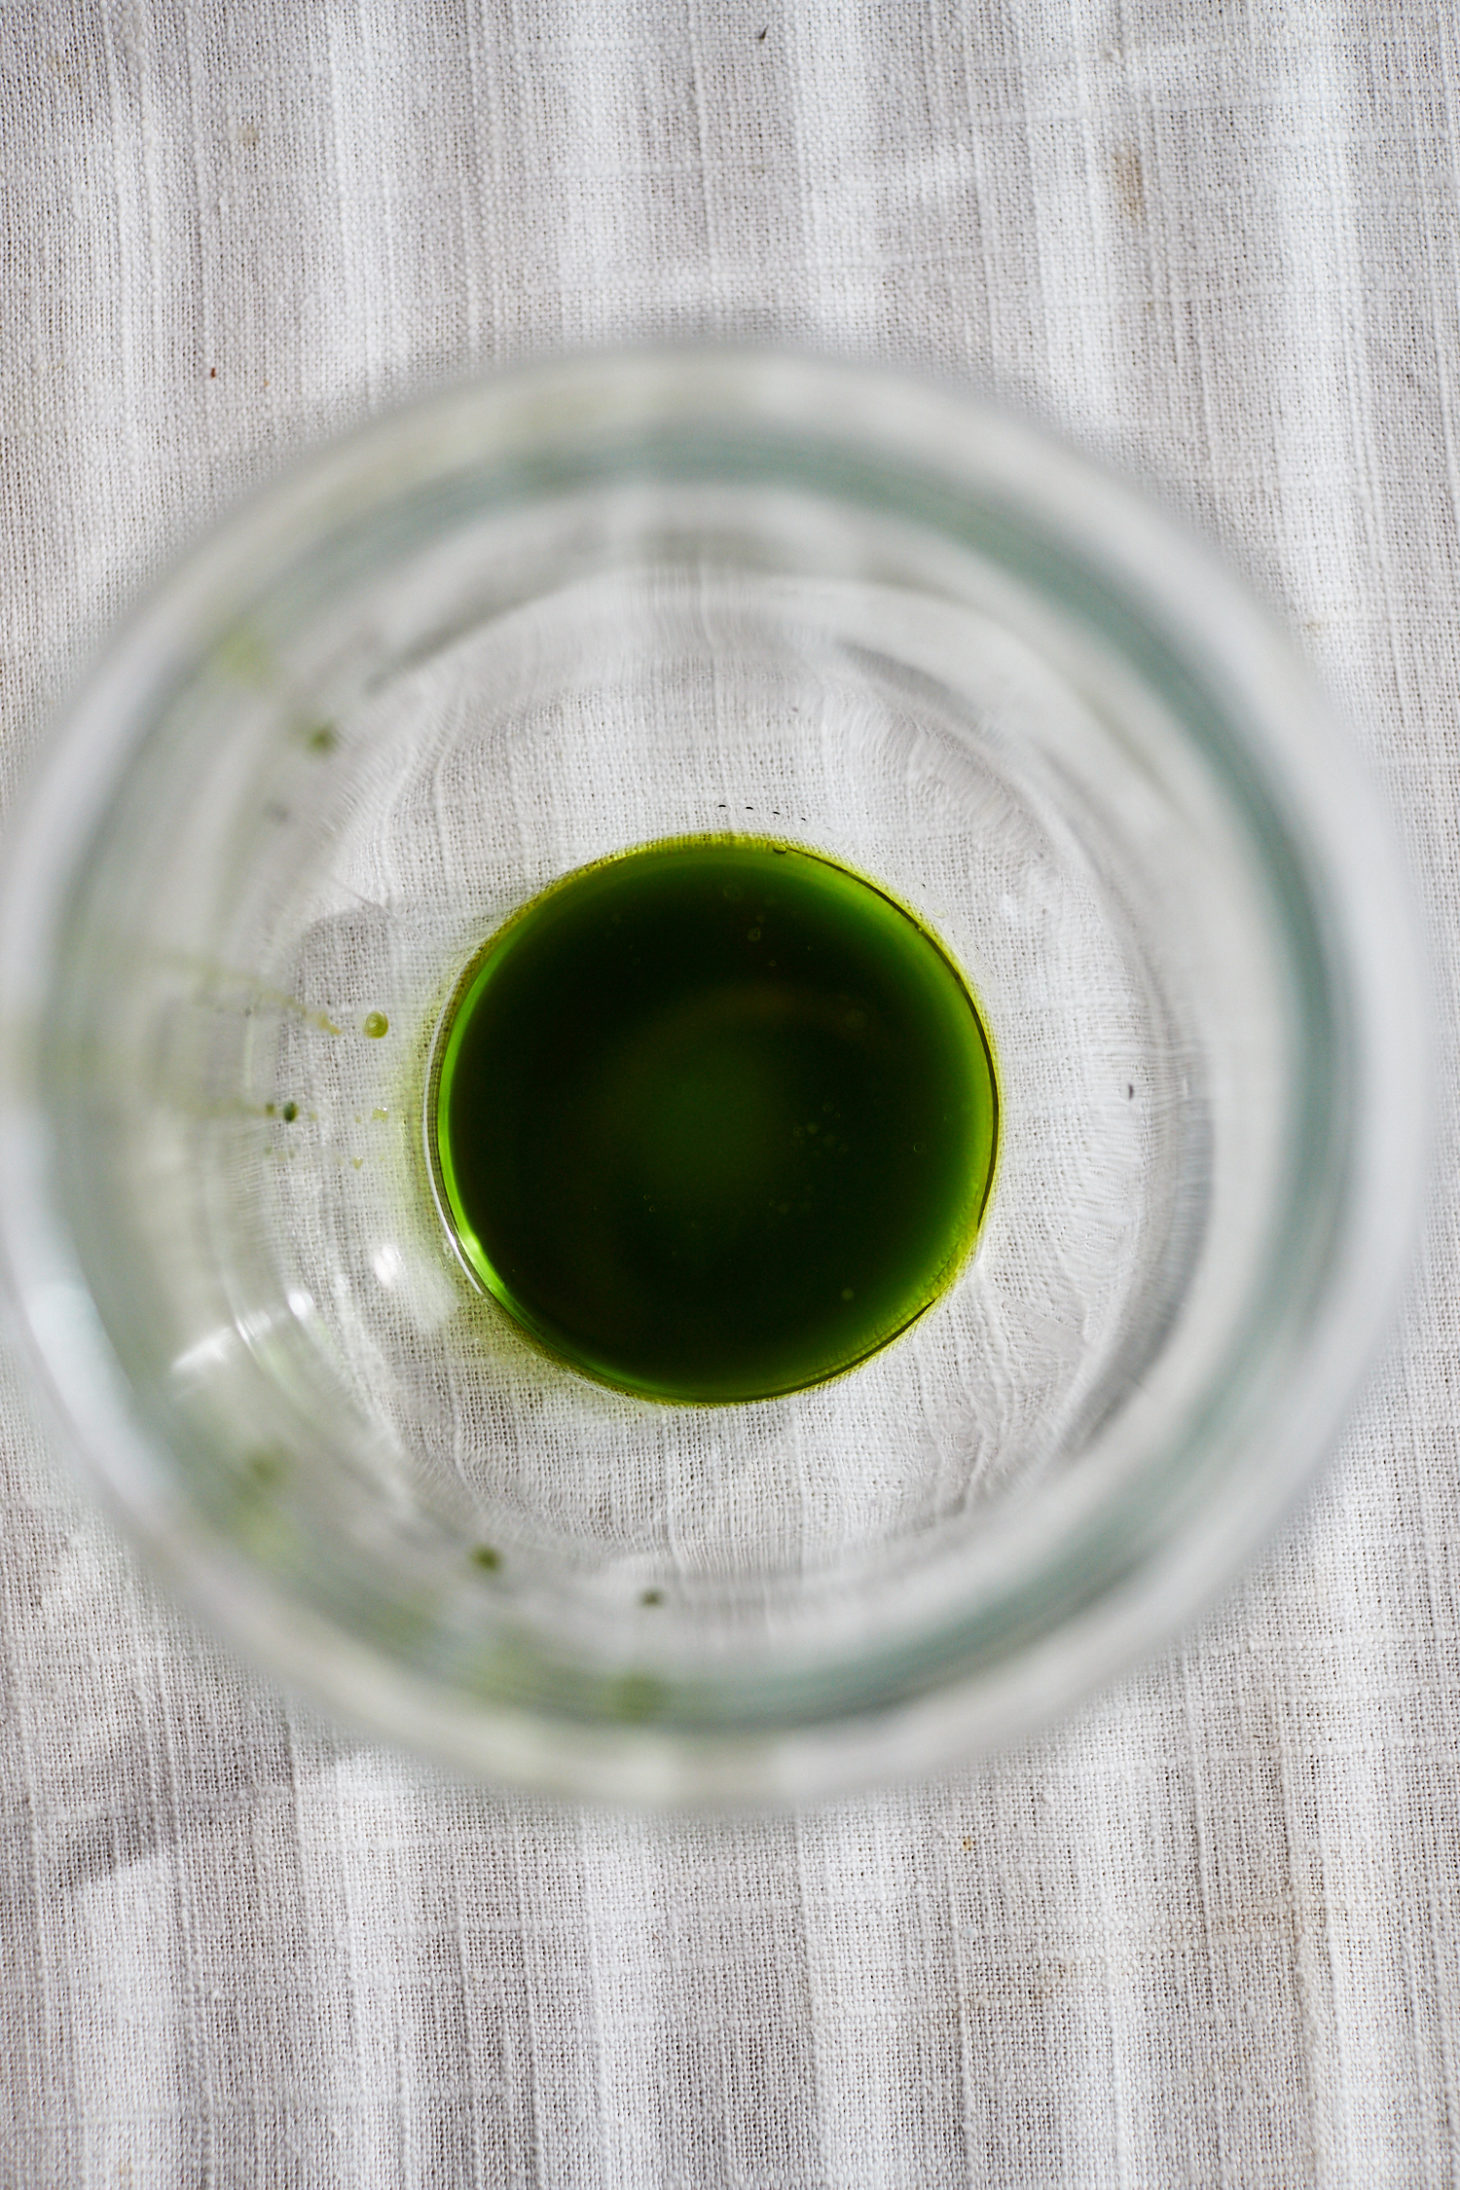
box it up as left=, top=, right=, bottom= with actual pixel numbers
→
left=428, top=837, right=998, bottom=1404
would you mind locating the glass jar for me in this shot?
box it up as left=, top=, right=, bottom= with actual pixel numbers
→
left=0, top=351, right=1427, bottom=1802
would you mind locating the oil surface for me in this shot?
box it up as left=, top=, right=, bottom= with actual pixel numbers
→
left=429, top=837, right=998, bottom=1403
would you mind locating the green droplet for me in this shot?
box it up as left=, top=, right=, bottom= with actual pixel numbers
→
left=428, top=836, right=998, bottom=1404
left=613, top=1672, right=666, bottom=1722
left=217, top=625, right=271, bottom=683
left=281, top=1100, right=298, bottom=1123
left=471, top=1544, right=501, bottom=1571
left=363, top=1010, right=389, bottom=1038
left=639, top=1588, right=665, bottom=1608
left=303, top=723, right=338, bottom=754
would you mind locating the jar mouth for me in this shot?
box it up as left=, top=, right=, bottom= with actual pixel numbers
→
left=0, top=348, right=1429, bottom=1803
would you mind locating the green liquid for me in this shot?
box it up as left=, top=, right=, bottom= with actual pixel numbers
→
left=429, top=837, right=998, bottom=1403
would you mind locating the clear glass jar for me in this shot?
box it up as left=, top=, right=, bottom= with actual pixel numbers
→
left=0, top=351, right=1427, bottom=1803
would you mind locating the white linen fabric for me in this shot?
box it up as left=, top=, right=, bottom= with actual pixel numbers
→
left=2, top=3, right=1458, bottom=2183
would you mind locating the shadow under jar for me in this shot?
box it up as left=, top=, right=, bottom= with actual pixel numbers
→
left=0, top=351, right=1426, bottom=1803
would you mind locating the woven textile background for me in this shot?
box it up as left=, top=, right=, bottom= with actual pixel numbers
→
left=3, top=3, right=1459, bottom=2184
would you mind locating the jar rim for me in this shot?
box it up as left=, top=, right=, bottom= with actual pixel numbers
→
left=0, top=347, right=1430, bottom=1803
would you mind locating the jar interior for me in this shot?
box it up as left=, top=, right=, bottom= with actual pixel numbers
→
left=40, top=437, right=1324, bottom=1742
